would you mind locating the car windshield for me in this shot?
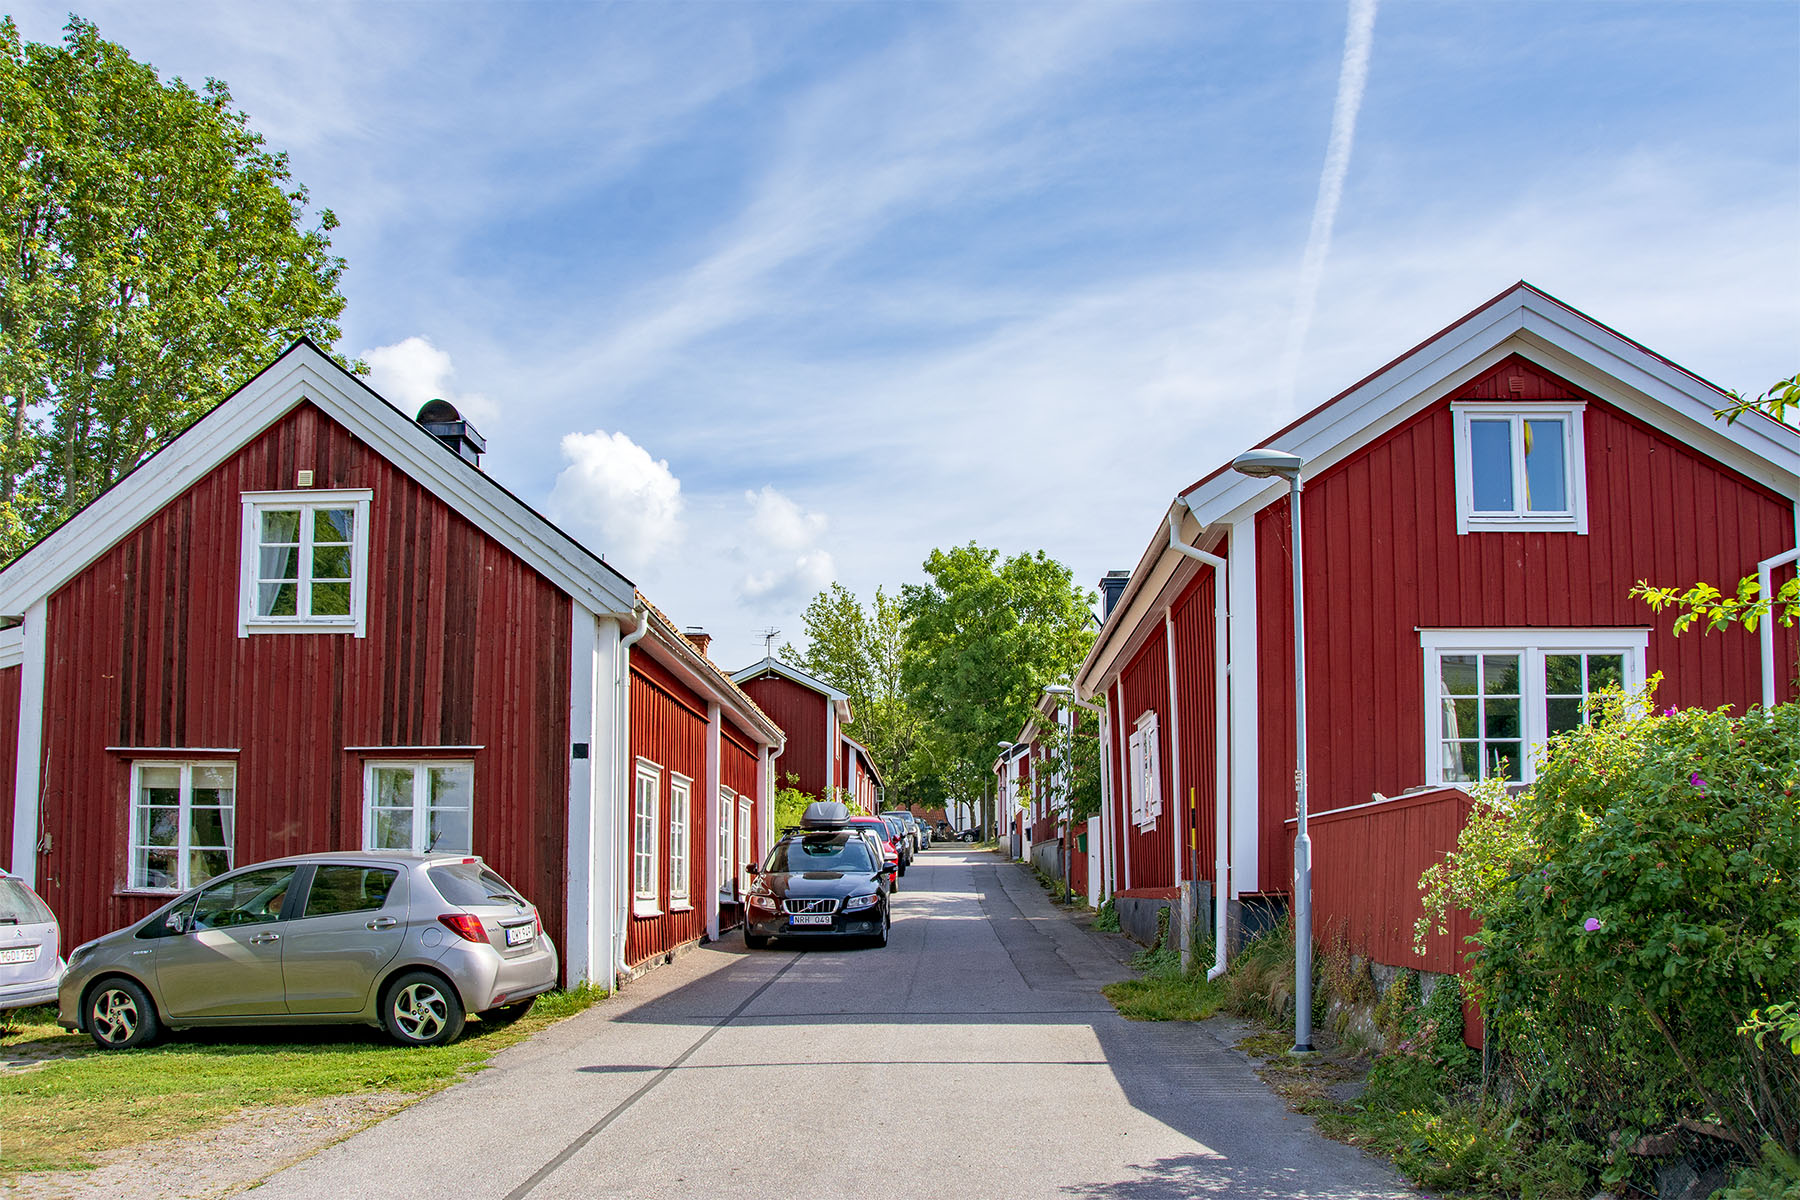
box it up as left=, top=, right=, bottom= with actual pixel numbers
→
left=764, top=838, right=875, bottom=874
left=0, top=879, right=53, bottom=925
left=429, top=862, right=526, bottom=907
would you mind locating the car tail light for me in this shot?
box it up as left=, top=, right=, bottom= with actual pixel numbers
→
left=439, top=913, right=487, bottom=942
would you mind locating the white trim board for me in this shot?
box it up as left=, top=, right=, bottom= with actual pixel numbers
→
left=0, top=343, right=638, bottom=620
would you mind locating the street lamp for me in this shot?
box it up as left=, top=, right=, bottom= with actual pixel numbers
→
left=1232, top=446, right=1315, bottom=1054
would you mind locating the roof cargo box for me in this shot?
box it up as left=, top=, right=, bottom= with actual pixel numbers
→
left=801, top=801, right=850, bottom=829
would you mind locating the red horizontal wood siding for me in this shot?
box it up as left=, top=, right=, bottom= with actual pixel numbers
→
left=1254, top=356, right=1798, bottom=896
left=33, top=401, right=574, bottom=967
left=742, top=676, right=828, bottom=798
left=0, top=665, right=18, bottom=871
left=626, top=654, right=708, bottom=966
left=1117, top=621, right=1175, bottom=890
left=1307, top=788, right=1481, bottom=1046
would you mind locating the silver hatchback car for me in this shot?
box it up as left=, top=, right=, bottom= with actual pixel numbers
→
left=57, top=851, right=557, bottom=1049
left=1, top=869, right=63, bottom=1011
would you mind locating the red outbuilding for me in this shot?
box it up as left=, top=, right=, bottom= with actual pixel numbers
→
left=732, top=658, right=884, bottom=813
left=0, top=341, right=783, bottom=991
left=1075, top=283, right=1800, bottom=991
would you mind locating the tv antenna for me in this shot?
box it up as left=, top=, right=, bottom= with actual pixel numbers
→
left=759, top=627, right=781, bottom=657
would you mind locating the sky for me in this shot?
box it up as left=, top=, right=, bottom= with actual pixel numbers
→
left=11, top=1, right=1799, bottom=668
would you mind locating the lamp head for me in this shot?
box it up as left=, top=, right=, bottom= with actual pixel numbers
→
left=1043, top=684, right=1073, bottom=696
left=1231, top=448, right=1305, bottom=480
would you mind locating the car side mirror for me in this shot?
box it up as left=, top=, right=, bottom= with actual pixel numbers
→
left=163, top=909, right=189, bottom=935
left=746, top=864, right=760, bottom=877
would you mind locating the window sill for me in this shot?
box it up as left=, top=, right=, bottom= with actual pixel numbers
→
left=117, top=888, right=181, bottom=898
left=668, top=901, right=693, bottom=913
left=1458, top=516, right=1584, bottom=535
left=241, top=621, right=359, bottom=636
left=631, top=903, right=663, bottom=919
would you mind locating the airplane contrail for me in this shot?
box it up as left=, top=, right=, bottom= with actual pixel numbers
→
left=1277, top=0, right=1379, bottom=411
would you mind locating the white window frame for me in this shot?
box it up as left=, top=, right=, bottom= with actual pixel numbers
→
left=668, top=774, right=693, bottom=910
left=128, top=760, right=236, bottom=893
left=717, top=787, right=735, bottom=899
left=239, top=490, right=373, bottom=637
left=1128, top=711, right=1161, bottom=830
left=1450, top=403, right=1587, bottom=535
left=737, top=794, right=753, bottom=893
left=633, top=760, right=662, bottom=916
left=1420, top=628, right=1648, bottom=786
left=362, top=759, right=475, bottom=855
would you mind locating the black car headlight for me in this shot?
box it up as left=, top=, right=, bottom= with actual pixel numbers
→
left=842, top=893, right=880, bottom=912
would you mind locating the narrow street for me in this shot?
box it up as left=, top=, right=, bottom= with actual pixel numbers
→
left=249, top=848, right=1416, bottom=1200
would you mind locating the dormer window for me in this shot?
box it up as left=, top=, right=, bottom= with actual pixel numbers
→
left=1451, top=403, right=1586, bottom=533
left=238, top=490, right=372, bottom=636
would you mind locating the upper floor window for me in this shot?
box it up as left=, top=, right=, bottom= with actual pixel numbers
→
left=1421, top=628, right=1646, bottom=786
left=1451, top=404, right=1586, bottom=534
left=239, top=490, right=372, bottom=637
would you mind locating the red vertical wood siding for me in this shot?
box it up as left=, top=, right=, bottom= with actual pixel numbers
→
left=1117, top=622, right=1175, bottom=890
left=1307, top=788, right=1482, bottom=1046
left=740, top=676, right=828, bottom=798
left=0, top=665, right=18, bottom=871
left=625, top=654, right=709, bottom=966
left=1170, top=563, right=1220, bottom=886
left=722, top=724, right=760, bottom=927
left=34, top=402, right=574, bottom=965
left=1254, top=358, right=1798, bottom=897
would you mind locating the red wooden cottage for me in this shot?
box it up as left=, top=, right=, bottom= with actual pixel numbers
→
left=1075, top=283, right=1800, bottom=981
left=1003, top=699, right=1102, bottom=906
left=731, top=658, right=884, bottom=813
left=0, top=341, right=782, bottom=992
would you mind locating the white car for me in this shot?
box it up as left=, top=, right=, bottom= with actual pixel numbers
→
left=1, top=869, right=64, bottom=1011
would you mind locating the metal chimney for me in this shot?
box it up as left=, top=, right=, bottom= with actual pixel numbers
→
left=416, top=399, right=487, bottom=466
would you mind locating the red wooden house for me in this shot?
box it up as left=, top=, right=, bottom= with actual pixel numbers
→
left=1075, top=283, right=1800, bottom=980
left=731, top=658, right=884, bottom=813
left=0, top=341, right=782, bottom=992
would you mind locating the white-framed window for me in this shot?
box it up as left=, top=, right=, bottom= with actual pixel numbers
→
left=633, top=760, right=661, bottom=915
left=717, top=787, right=735, bottom=898
left=364, top=760, right=474, bottom=854
left=1127, top=711, right=1161, bottom=830
left=129, top=762, right=236, bottom=892
left=1421, top=628, right=1648, bottom=785
left=1451, top=403, right=1586, bottom=534
left=238, top=490, right=373, bottom=637
left=668, top=774, right=692, bottom=909
left=737, top=795, right=752, bottom=893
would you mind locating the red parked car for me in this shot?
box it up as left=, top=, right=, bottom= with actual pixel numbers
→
left=847, top=815, right=904, bottom=885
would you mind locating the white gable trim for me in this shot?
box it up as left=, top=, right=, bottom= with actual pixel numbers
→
left=0, top=343, right=638, bottom=619
left=1181, top=289, right=1800, bottom=526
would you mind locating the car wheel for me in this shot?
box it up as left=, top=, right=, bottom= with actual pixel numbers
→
left=85, top=977, right=158, bottom=1050
left=745, top=931, right=771, bottom=949
left=478, top=998, right=535, bottom=1027
left=872, top=920, right=888, bottom=948
left=382, top=971, right=466, bottom=1047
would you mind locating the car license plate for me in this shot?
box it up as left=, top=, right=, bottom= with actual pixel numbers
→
left=789, top=914, right=832, bottom=926
left=0, top=945, right=38, bottom=965
left=504, top=925, right=533, bottom=947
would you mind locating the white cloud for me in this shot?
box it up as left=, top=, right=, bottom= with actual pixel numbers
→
left=548, top=430, right=684, bottom=565
left=361, top=335, right=498, bottom=426
left=738, top=486, right=835, bottom=603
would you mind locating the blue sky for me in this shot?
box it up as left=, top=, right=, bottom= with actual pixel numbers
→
left=13, top=2, right=1799, bottom=667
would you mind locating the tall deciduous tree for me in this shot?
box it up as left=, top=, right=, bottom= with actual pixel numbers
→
left=781, top=583, right=934, bottom=807
left=0, top=16, right=351, bottom=553
left=900, top=543, right=1097, bottom=821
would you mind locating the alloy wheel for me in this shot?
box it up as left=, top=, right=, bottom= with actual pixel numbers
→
left=393, top=982, right=449, bottom=1040
left=92, top=987, right=139, bottom=1044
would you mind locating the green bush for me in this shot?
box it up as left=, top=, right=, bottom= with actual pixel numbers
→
left=1421, top=690, right=1800, bottom=1175
left=1093, top=899, right=1120, bottom=932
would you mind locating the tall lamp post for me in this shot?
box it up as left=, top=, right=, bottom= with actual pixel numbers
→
left=1231, top=447, right=1315, bottom=1054
left=1045, top=685, right=1100, bottom=906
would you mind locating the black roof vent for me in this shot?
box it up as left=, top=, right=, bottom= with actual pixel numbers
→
left=417, top=399, right=487, bottom=466
left=1099, top=570, right=1131, bottom=619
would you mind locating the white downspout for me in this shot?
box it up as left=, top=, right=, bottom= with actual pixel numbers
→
left=1759, top=544, right=1799, bottom=709
left=1097, top=707, right=1114, bottom=899
left=1167, top=504, right=1232, bottom=982
left=1114, top=679, right=1131, bottom=891
left=613, top=606, right=650, bottom=980
left=704, top=702, right=723, bottom=943
left=1163, top=607, right=1188, bottom=971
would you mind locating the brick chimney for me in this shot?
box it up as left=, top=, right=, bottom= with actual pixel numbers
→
left=683, top=627, right=712, bottom=658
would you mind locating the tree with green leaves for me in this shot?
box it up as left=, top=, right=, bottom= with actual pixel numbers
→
left=900, top=543, right=1097, bottom=829
left=780, top=583, right=934, bottom=806
left=0, top=16, right=352, bottom=554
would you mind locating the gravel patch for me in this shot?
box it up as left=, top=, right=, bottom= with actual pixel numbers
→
left=2, top=1092, right=412, bottom=1200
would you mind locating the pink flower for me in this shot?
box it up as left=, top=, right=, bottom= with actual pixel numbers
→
left=1584, top=918, right=1602, bottom=933
left=1689, top=772, right=1706, bottom=788
left=1663, top=707, right=1677, bottom=717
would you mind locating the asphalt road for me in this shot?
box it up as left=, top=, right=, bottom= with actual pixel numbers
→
left=249, top=848, right=1417, bottom=1200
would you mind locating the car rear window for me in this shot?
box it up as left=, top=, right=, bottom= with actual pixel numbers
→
left=0, top=879, right=54, bottom=925
left=304, top=866, right=398, bottom=917
left=428, top=863, right=525, bottom=908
